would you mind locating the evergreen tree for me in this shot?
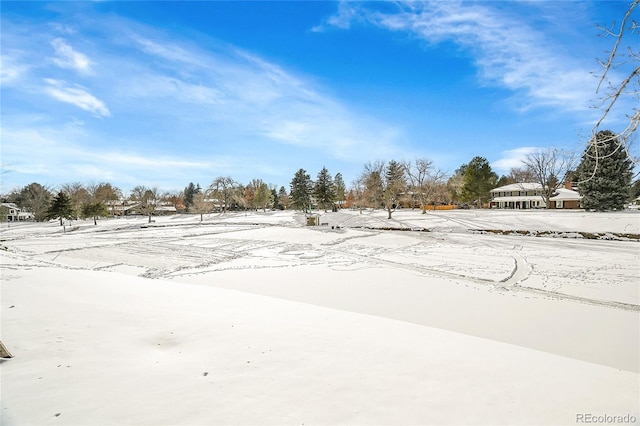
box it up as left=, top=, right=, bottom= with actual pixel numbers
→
left=183, top=182, right=200, bottom=213
left=577, top=130, right=633, bottom=211
left=383, top=160, right=406, bottom=219
left=314, top=167, right=336, bottom=212
left=630, top=179, right=640, bottom=202
left=290, top=168, right=313, bottom=212
left=277, top=186, right=289, bottom=210
left=47, top=191, right=74, bottom=226
left=81, top=202, right=109, bottom=225
left=383, top=160, right=407, bottom=219
left=271, top=188, right=280, bottom=210
left=334, top=173, right=346, bottom=208
left=461, top=157, right=498, bottom=208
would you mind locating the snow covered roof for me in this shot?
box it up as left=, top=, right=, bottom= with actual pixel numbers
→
left=492, top=196, right=545, bottom=202
left=549, top=188, right=582, bottom=201
left=491, top=183, right=543, bottom=192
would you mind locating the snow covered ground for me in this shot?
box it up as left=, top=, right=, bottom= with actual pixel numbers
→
left=1, top=209, right=639, bottom=425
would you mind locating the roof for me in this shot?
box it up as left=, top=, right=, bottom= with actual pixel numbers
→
left=492, top=196, right=545, bottom=203
left=490, top=182, right=543, bottom=192
left=549, top=188, right=582, bottom=201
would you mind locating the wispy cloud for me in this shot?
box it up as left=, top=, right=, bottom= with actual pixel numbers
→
left=2, top=12, right=405, bottom=191
left=43, top=78, right=110, bottom=117
left=317, top=1, right=598, bottom=113
left=115, top=28, right=402, bottom=158
left=492, top=147, right=539, bottom=172
left=50, top=38, right=93, bottom=75
left=0, top=126, right=232, bottom=191
left=0, top=52, right=29, bottom=85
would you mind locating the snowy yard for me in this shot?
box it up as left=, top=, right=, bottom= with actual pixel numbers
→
left=1, top=209, right=638, bottom=424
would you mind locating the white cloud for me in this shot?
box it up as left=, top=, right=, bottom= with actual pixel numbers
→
left=492, top=147, right=539, bottom=172
left=43, top=78, right=110, bottom=117
left=97, top=152, right=214, bottom=169
left=319, top=1, right=597, bottom=113
left=50, top=38, right=93, bottom=74
left=119, top=31, right=402, bottom=160
left=0, top=52, right=30, bottom=85
left=0, top=126, right=233, bottom=191
left=1, top=12, right=407, bottom=190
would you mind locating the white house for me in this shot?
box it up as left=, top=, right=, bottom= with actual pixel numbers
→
left=490, top=183, right=546, bottom=209
left=490, top=183, right=583, bottom=210
left=548, top=187, right=582, bottom=209
left=1, top=203, right=34, bottom=221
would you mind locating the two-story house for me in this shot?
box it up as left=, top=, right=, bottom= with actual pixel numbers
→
left=490, top=182, right=582, bottom=209
left=490, top=183, right=546, bottom=209
left=1, top=203, right=35, bottom=221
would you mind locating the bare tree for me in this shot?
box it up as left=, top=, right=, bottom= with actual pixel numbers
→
left=91, top=182, right=122, bottom=216
left=208, top=176, right=239, bottom=213
left=162, top=190, right=184, bottom=212
left=592, top=0, right=639, bottom=165
left=522, top=148, right=577, bottom=208
left=61, top=182, right=90, bottom=219
left=130, top=186, right=159, bottom=223
left=191, top=192, right=212, bottom=221
left=507, top=167, right=536, bottom=184
left=359, top=161, right=385, bottom=211
left=404, top=158, right=447, bottom=213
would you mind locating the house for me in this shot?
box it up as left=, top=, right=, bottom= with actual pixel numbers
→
left=490, top=182, right=583, bottom=210
left=1, top=203, right=34, bottom=221
left=490, top=183, right=546, bottom=209
left=548, top=187, right=582, bottom=209
left=155, top=202, right=178, bottom=215
left=106, top=200, right=141, bottom=216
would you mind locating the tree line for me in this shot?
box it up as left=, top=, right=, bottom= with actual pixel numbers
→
left=1, top=130, right=637, bottom=225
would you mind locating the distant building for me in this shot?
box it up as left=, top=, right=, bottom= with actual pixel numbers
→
left=105, top=200, right=141, bottom=216
left=490, top=183, right=545, bottom=209
left=548, top=187, right=582, bottom=209
left=1, top=203, right=34, bottom=221
left=490, top=182, right=582, bottom=210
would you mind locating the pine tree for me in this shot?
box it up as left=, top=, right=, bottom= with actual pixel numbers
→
left=461, top=157, right=498, bottom=208
left=290, top=169, right=313, bottom=212
left=334, top=173, right=346, bottom=208
left=314, top=167, right=336, bottom=212
left=47, top=191, right=74, bottom=226
left=277, top=186, right=289, bottom=210
left=183, top=182, right=200, bottom=213
left=577, top=130, right=633, bottom=211
left=81, top=202, right=109, bottom=225
left=383, top=160, right=406, bottom=219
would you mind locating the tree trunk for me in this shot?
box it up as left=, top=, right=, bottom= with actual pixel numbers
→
left=59, top=217, right=63, bottom=226
left=93, top=216, right=97, bottom=225
left=148, top=213, right=152, bottom=223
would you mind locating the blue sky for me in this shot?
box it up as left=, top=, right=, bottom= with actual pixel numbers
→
left=1, top=1, right=636, bottom=194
